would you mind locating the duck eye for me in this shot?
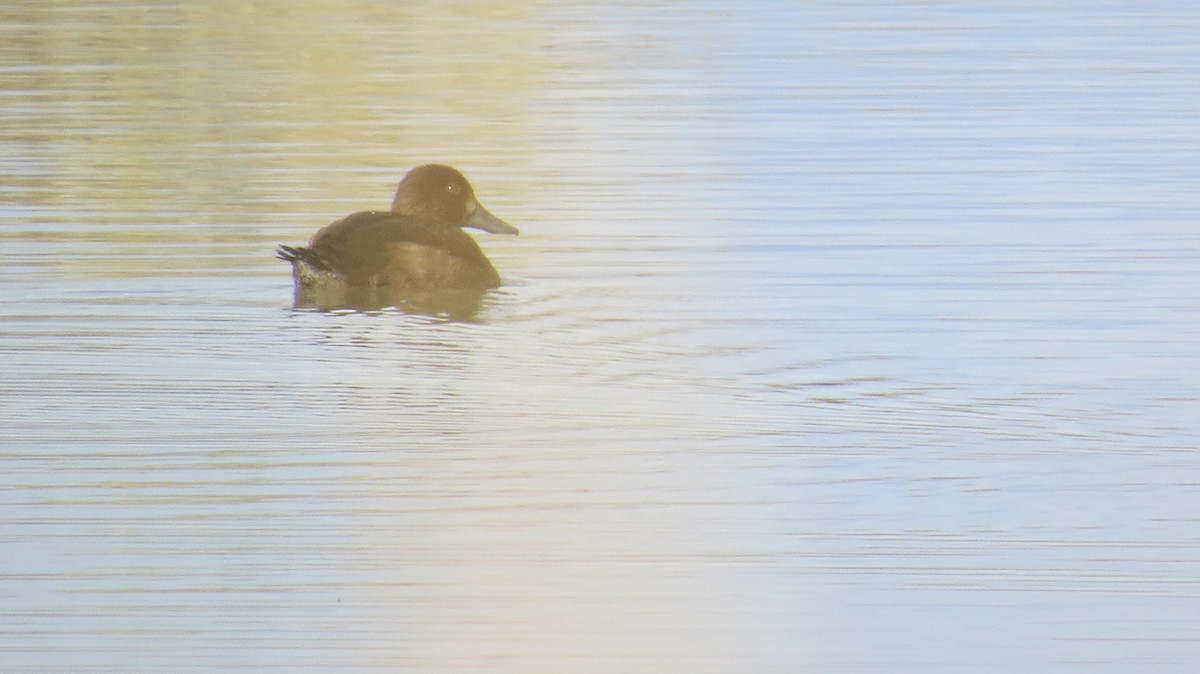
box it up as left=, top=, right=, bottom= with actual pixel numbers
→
left=446, top=183, right=462, bottom=195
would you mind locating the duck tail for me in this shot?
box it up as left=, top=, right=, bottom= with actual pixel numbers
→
left=276, top=245, right=330, bottom=271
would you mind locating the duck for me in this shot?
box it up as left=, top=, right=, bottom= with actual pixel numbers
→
left=277, top=164, right=518, bottom=295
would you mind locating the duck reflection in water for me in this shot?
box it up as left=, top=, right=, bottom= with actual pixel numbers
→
left=277, top=164, right=518, bottom=315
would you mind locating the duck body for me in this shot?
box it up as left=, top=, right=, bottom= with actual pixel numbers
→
left=278, top=210, right=502, bottom=290
left=277, top=164, right=518, bottom=300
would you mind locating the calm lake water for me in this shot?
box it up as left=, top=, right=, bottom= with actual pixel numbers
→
left=3, top=2, right=1199, bottom=672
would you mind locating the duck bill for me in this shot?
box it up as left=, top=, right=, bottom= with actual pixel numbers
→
left=465, top=201, right=519, bottom=235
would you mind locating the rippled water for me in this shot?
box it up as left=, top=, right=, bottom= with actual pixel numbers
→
left=3, top=2, right=1200, bottom=672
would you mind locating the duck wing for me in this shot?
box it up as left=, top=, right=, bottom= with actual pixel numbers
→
left=304, top=211, right=490, bottom=287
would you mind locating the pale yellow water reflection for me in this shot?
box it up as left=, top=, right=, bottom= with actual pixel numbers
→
left=3, top=2, right=1200, bottom=673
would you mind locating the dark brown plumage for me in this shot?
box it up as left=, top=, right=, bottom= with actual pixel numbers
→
left=278, top=164, right=518, bottom=295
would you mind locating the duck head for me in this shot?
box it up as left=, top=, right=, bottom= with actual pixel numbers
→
left=391, top=164, right=519, bottom=235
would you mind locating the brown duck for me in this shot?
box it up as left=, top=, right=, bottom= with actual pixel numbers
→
left=278, top=164, right=518, bottom=293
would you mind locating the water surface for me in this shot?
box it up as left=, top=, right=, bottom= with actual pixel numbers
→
left=3, top=2, right=1199, bottom=673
